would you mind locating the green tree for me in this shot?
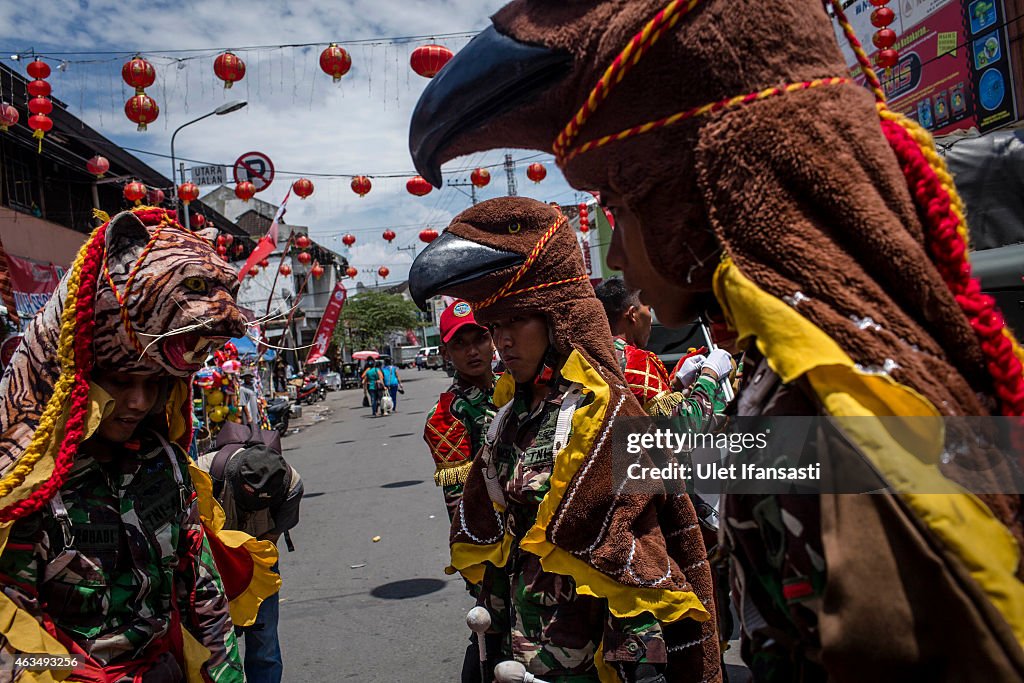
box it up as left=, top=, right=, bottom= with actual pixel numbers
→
left=336, top=291, right=420, bottom=350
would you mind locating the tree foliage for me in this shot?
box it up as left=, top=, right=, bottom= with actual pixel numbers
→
left=336, top=291, right=420, bottom=349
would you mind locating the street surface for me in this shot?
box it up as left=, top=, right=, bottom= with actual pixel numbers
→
left=276, top=370, right=750, bottom=682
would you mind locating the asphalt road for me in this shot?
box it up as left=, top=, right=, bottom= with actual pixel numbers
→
left=275, top=369, right=750, bottom=682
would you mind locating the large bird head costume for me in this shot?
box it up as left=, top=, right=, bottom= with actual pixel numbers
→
left=410, top=0, right=1024, bottom=423
left=411, top=197, right=619, bottom=374
left=410, top=196, right=722, bottom=680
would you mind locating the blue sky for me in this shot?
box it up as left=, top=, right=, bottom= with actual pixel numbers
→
left=0, top=0, right=587, bottom=283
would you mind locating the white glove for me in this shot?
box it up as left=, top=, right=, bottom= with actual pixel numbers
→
left=701, top=348, right=734, bottom=381
left=675, top=355, right=705, bottom=387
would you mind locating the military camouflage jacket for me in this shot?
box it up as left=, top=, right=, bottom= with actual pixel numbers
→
left=424, top=375, right=497, bottom=523
left=0, top=432, right=244, bottom=681
left=478, top=374, right=666, bottom=681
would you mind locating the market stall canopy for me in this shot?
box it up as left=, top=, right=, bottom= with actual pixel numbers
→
left=230, top=334, right=276, bottom=360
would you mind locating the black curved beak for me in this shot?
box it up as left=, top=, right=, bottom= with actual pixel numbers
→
left=409, top=25, right=572, bottom=187
left=409, top=231, right=525, bottom=310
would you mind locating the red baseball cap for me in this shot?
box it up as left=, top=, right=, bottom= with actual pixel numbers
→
left=440, top=300, right=486, bottom=343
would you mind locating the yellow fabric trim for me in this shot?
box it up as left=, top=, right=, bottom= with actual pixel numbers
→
left=714, top=257, right=1024, bottom=647
left=449, top=533, right=516, bottom=585
left=180, top=626, right=211, bottom=683
left=493, top=371, right=515, bottom=407
left=434, top=460, right=473, bottom=487
left=594, top=640, right=623, bottom=683
left=189, top=464, right=281, bottom=627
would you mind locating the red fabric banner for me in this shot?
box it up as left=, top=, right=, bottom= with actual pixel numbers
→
left=6, top=253, right=63, bottom=319
left=305, top=281, right=347, bottom=364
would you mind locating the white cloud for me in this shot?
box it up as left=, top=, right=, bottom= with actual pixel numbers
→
left=2, top=0, right=584, bottom=283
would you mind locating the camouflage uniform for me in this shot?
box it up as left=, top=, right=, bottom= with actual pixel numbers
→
left=478, top=373, right=666, bottom=682
left=424, top=375, right=497, bottom=523
left=0, top=432, right=244, bottom=681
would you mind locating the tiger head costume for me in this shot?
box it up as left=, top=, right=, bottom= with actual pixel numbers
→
left=0, top=207, right=246, bottom=521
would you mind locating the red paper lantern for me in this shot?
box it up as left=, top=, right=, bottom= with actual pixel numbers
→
left=311, top=263, right=325, bottom=278
left=382, top=229, right=396, bottom=243
left=26, top=60, right=50, bottom=80
left=124, top=180, right=147, bottom=205
left=0, top=103, right=19, bottom=132
left=295, top=234, right=311, bottom=249
left=249, top=266, right=260, bottom=276
left=870, top=6, right=895, bottom=27
left=419, top=228, right=439, bottom=243
left=279, top=264, right=293, bottom=276
left=28, top=114, right=52, bottom=134
left=26, top=79, right=50, bottom=97
left=259, top=258, right=270, bottom=268
left=875, top=49, right=899, bottom=68
left=377, top=266, right=390, bottom=279
left=235, top=181, right=256, bottom=202
left=319, top=44, right=352, bottom=82
left=346, top=266, right=358, bottom=278
left=527, top=163, right=547, bottom=183
left=342, top=234, right=356, bottom=247
left=86, top=155, right=110, bottom=178
left=297, top=251, right=312, bottom=265
left=121, top=56, right=156, bottom=92
left=873, top=28, right=897, bottom=50
left=216, top=245, right=228, bottom=257
left=406, top=175, right=432, bottom=197
left=27, top=96, right=52, bottom=116
left=192, top=213, right=206, bottom=228
left=178, top=182, right=200, bottom=205
left=224, top=234, right=234, bottom=246
left=147, top=188, right=165, bottom=205
left=217, top=235, right=227, bottom=246
left=234, top=242, right=244, bottom=255
left=578, top=203, right=589, bottom=233
left=292, top=178, right=314, bottom=199
left=351, top=175, right=372, bottom=197
left=125, top=93, right=159, bottom=131
left=214, top=52, right=246, bottom=89
left=410, top=44, right=453, bottom=78
left=470, top=168, right=491, bottom=188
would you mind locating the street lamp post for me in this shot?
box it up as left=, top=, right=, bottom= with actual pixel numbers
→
left=169, top=100, right=247, bottom=229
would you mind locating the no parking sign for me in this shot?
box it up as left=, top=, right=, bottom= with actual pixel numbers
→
left=233, top=151, right=275, bottom=192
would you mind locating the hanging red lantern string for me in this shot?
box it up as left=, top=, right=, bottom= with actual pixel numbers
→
left=382, top=229, right=396, bottom=243
left=410, top=44, right=454, bottom=78
left=125, top=93, right=159, bottom=132
left=123, top=180, right=147, bottom=205
left=342, top=234, right=356, bottom=247
left=216, top=245, right=228, bottom=258
left=224, top=234, right=234, bottom=246
left=578, top=203, right=590, bottom=233
left=351, top=175, right=372, bottom=197
left=249, top=266, right=260, bottom=277
left=295, top=234, right=312, bottom=249
left=146, top=188, right=165, bottom=205
left=869, top=0, right=898, bottom=69
left=235, top=181, right=256, bottom=202
left=121, top=56, right=155, bottom=93
left=178, top=182, right=200, bottom=205
left=0, top=102, right=19, bottom=132
left=292, top=178, right=315, bottom=199
left=406, top=175, right=432, bottom=197
left=470, top=168, right=491, bottom=188
left=216, top=235, right=227, bottom=247
left=279, top=263, right=293, bottom=277
left=86, top=155, right=110, bottom=178
left=526, top=163, right=547, bottom=183
left=234, top=242, right=245, bottom=256
left=320, top=44, right=352, bottom=83
left=25, top=60, right=51, bottom=152
left=346, top=266, right=358, bottom=278
left=311, top=262, right=325, bottom=278
left=419, top=228, right=439, bottom=243
left=214, top=52, right=246, bottom=89
left=191, top=213, right=206, bottom=228
left=297, top=251, right=312, bottom=265
left=377, top=266, right=390, bottom=279
left=259, top=258, right=270, bottom=268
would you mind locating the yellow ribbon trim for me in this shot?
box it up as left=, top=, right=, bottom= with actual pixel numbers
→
left=714, top=256, right=1024, bottom=647
left=448, top=350, right=709, bottom=627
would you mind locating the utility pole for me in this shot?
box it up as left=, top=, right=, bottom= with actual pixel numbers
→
left=446, top=178, right=478, bottom=205
left=504, top=153, right=517, bottom=197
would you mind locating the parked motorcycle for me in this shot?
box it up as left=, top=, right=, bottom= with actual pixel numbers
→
left=266, top=397, right=292, bottom=435
left=296, top=374, right=322, bottom=405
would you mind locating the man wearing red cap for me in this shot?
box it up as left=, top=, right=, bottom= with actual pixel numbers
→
left=423, top=300, right=498, bottom=522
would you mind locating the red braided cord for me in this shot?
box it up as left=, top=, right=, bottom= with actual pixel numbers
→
left=826, top=0, right=887, bottom=104
left=880, top=119, right=1024, bottom=415
left=0, top=227, right=104, bottom=521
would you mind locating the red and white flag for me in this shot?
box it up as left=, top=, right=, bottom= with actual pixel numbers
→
left=305, top=281, right=348, bottom=364
left=237, top=189, right=292, bottom=282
